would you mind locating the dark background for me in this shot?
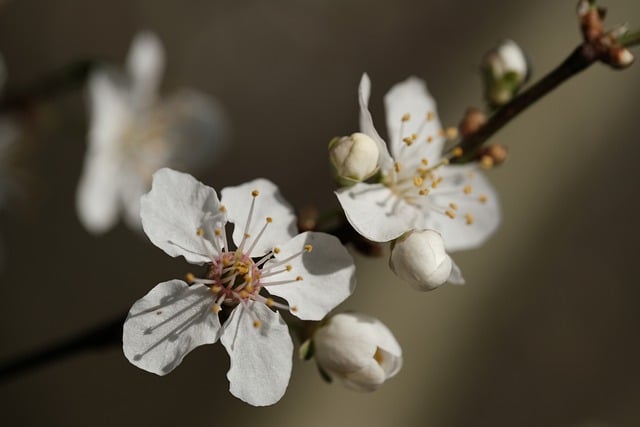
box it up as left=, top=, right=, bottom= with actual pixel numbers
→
left=0, top=1, right=639, bottom=426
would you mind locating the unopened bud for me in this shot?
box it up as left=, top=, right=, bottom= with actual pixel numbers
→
left=577, top=0, right=606, bottom=42
left=477, top=144, right=508, bottom=167
left=329, top=133, right=379, bottom=183
left=313, top=312, right=402, bottom=392
left=389, top=229, right=464, bottom=291
left=482, top=39, right=530, bottom=107
left=606, top=45, right=634, bottom=69
left=458, top=107, right=487, bottom=138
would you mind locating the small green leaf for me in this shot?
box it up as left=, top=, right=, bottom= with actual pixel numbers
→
left=299, top=339, right=314, bottom=361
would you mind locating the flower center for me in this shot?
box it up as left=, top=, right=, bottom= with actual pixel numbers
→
left=186, top=188, right=309, bottom=328
left=378, top=111, right=489, bottom=226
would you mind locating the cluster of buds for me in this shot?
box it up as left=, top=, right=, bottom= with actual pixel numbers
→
left=577, top=0, right=634, bottom=69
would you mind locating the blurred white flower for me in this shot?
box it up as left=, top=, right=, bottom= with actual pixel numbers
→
left=76, top=31, right=228, bottom=234
left=389, top=229, right=464, bottom=291
left=313, top=312, right=402, bottom=392
left=336, top=74, right=501, bottom=251
left=123, top=168, right=356, bottom=406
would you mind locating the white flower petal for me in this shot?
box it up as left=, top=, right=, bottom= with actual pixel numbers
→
left=263, top=232, right=356, bottom=320
left=119, top=171, right=148, bottom=231
left=141, top=168, right=223, bottom=264
left=358, top=73, right=393, bottom=171
left=335, top=183, right=418, bottom=242
left=384, top=76, right=445, bottom=165
left=76, top=146, right=122, bottom=234
left=126, top=31, right=166, bottom=109
left=221, top=178, right=296, bottom=257
left=341, top=360, right=387, bottom=392
left=426, top=166, right=501, bottom=251
left=220, top=302, right=293, bottom=406
left=77, top=70, right=132, bottom=234
left=123, top=280, right=220, bottom=376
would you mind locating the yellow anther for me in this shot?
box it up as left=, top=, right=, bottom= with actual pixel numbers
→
left=446, top=127, right=459, bottom=140
left=251, top=190, right=260, bottom=197
left=449, top=203, right=458, bottom=211
left=285, top=265, right=293, bottom=271
left=212, top=304, right=222, bottom=314
left=296, top=276, right=303, bottom=281
left=185, top=273, right=195, bottom=283
left=219, top=205, right=227, bottom=212
left=463, top=185, right=472, bottom=195
left=445, top=210, right=456, bottom=219
left=427, top=136, right=434, bottom=143
left=452, top=147, right=464, bottom=157
left=478, top=194, right=488, bottom=204
left=266, top=217, right=273, bottom=223
left=421, top=158, right=429, bottom=166
left=480, top=155, right=494, bottom=169
left=431, top=180, right=440, bottom=189
left=273, top=247, right=281, bottom=254
left=465, top=213, right=475, bottom=225
left=413, top=176, right=424, bottom=187
left=402, top=137, right=414, bottom=146
left=290, top=306, right=299, bottom=313
left=438, top=129, right=445, bottom=137
left=214, top=228, right=222, bottom=236
left=244, top=233, right=251, bottom=239
left=427, top=111, right=435, bottom=121
left=253, top=320, right=262, bottom=328
left=196, top=228, right=204, bottom=236
left=266, top=298, right=274, bottom=307
left=304, top=244, right=313, bottom=252
left=211, top=285, right=222, bottom=293
left=239, top=290, right=250, bottom=299
left=441, top=158, right=450, bottom=165
left=419, top=188, right=430, bottom=196
left=394, top=162, right=401, bottom=173
left=245, top=284, right=254, bottom=293
left=401, top=113, right=411, bottom=122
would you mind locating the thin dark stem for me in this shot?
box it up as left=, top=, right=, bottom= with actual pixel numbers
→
left=0, top=312, right=125, bottom=383
left=450, top=44, right=599, bottom=163
left=0, top=60, right=96, bottom=114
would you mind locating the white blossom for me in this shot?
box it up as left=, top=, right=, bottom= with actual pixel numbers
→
left=482, top=39, right=529, bottom=106
left=329, top=132, right=380, bottom=182
left=76, top=31, right=228, bottom=234
left=389, top=229, right=464, bottom=291
left=335, top=74, right=501, bottom=250
left=123, top=168, right=356, bottom=406
left=313, top=312, right=402, bottom=392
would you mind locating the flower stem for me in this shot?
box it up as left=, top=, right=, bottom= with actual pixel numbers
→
left=0, top=312, right=125, bottom=383
left=449, top=43, right=599, bottom=163
left=0, top=59, right=97, bottom=113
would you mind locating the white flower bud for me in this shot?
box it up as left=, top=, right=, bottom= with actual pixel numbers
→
left=313, top=313, right=402, bottom=392
left=482, top=39, right=530, bottom=107
left=329, top=132, right=379, bottom=183
left=389, top=229, right=460, bottom=291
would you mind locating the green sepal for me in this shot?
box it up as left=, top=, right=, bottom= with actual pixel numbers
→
left=299, top=338, right=315, bottom=361
left=317, top=363, right=333, bottom=383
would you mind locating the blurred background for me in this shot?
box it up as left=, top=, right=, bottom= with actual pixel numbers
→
left=1, top=0, right=639, bottom=425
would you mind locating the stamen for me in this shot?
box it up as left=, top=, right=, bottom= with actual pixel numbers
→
left=478, top=194, right=488, bottom=204
left=185, top=273, right=195, bottom=283
left=465, top=213, right=475, bottom=225
left=427, top=111, right=435, bottom=121
left=449, top=203, right=458, bottom=210
left=480, top=155, right=494, bottom=169
left=394, top=162, right=401, bottom=173
left=402, top=137, right=414, bottom=146
left=445, top=127, right=459, bottom=140
left=413, top=176, right=424, bottom=187
left=445, top=209, right=456, bottom=219
left=463, top=185, right=473, bottom=195
left=304, top=244, right=313, bottom=252
left=245, top=217, right=273, bottom=255
left=401, top=113, right=411, bottom=122
left=452, top=147, right=463, bottom=158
